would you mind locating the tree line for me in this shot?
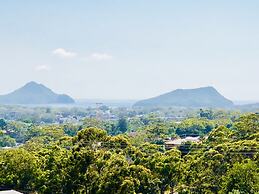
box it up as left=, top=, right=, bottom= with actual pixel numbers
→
left=0, top=113, right=258, bottom=193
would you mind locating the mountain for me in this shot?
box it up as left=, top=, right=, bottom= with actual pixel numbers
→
left=0, top=81, right=75, bottom=104
left=134, top=87, right=234, bottom=108
left=235, top=103, right=259, bottom=111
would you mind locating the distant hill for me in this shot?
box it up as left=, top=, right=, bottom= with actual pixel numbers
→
left=235, top=103, right=259, bottom=111
left=0, top=81, right=75, bottom=104
left=134, top=87, right=234, bottom=108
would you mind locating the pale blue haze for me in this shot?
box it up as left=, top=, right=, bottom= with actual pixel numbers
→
left=0, top=0, right=258, bottom=100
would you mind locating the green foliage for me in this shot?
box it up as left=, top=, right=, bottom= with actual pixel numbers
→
left=220, top=160, right=259, bottom=194
left=0, top=113, right=258, bottom=193
left=63, top=124, right=79, bottom=136
left=0, top=149, right=40, bottom=191
left=0, top=119, right=7, bottom=130
left=0, top=135, right=16, bottom=147
left=207, top=126, right=233, bottom=145
left=176, top=118, right=215, bottom=137
left=233, top=113, right=259, bottom=139
left=116, top=117, right=128, bottom=134
left=200, top=109, right=214, bottom=120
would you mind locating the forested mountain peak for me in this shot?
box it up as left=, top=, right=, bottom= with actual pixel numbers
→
left=134, top=86, right=234, bottom=108
left=0, top=81, right=75, bottom=104
left=17, top=81, right=53, bottom=93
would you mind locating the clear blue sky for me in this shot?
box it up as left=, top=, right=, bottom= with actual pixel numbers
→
left=0, top=0, right=258, bottom=100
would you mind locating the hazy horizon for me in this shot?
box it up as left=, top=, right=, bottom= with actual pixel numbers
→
left=0, top=81, right=259, bottom=104
left=1, top=1, right=259, bottom=101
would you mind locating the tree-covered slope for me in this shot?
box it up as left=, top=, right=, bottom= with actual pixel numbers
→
left=0, top=81, right=75, bottom=104
left=134, top=86, right=234, bottom=108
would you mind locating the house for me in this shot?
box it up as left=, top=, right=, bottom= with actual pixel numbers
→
left=164, top=136, right=200, bottom=150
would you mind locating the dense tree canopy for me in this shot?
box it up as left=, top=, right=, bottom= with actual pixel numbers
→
left=0, top=113, right=258, bottom=193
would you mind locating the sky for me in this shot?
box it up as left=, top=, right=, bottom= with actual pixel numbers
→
left=0, top=0, right=259, bottom=101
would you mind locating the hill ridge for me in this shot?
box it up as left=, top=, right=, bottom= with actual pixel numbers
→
left=0, top=81, right=75, bottom=104
left=134, top=86, right=233, bottom=108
